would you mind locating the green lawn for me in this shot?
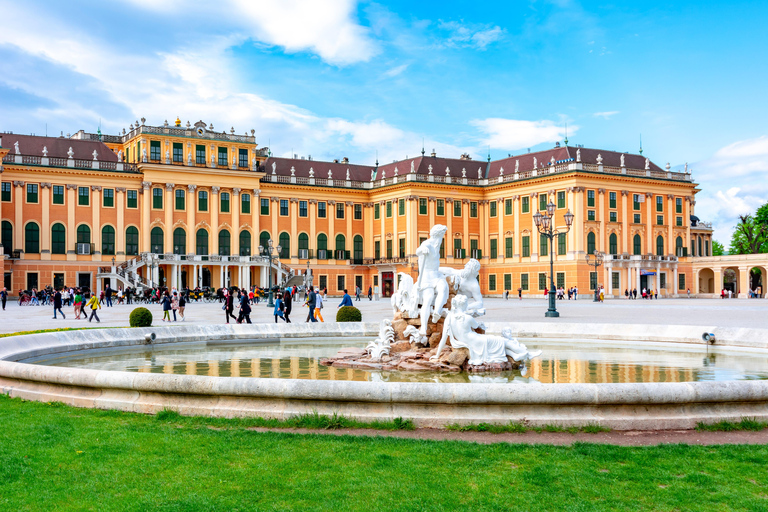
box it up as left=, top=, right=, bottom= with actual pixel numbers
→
left=1, top=395, right=767, bottom=511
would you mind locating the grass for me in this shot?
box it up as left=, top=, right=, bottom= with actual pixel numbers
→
left=0, top=326, right=130, bottom=338
left=446, top=421, right=610, bottom=434
left=696, top=418, right=768, bottom=432
left=2, top=394, right=768, bottom=511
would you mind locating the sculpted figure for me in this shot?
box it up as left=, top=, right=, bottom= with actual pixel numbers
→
left=440, top=259, right=485, bottom=316
left=413, top=224, right=451, bottom=340
left=431, top=295, right=542, bottom=365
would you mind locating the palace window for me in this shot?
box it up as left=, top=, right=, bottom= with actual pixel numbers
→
left=78, top=186, right=89, bottom=206
left=175, top=189, right=185, bottom=211
left=676, top=197, right=683, bottom=214
left=239, top=148, right=248, bottom=168
left=657, top=215, right=664, bottom=225
left=318, top=201, right=326, bottom=218
left=103, top=226, right=116, bottom=255
left=173, top=143, right=183, bottom=162
left=152, top=188, right=162, bottom=209
left=195, top=145, right=205, bottom=164
left=633, top=234, right=642, bottom=255
left=279, top=199, right=288, bottom=216
left=299, top=200, right=308, bottom=217
left=25, top=222, right=39, bottom=254
left=150, top=227, right=163, bottom=253
left=453, top=201, right=461, bottom=217
left=505, top=237, right=513, bottom=258
left=521, top=273, right=529, bottom=291
left=221, top=192, right=231, bottom=213
left=558, top=233, right=566, bottom=255
left=27, top=184, right=38, bottom=203
left=419, top=198, right=427, bottom=215
left=126, top=227, right=139, bottom=256
left=609, top=233, right=618, bottom=255
left=437, top=199, right=445, bottom=216
left=53, top=185, right=64, bottom=205
left=470, top=201, right=478, bottom=218
left=218, top=147, right=228, bottom=166
left=51, top=223, right=66, bottom=255
left=386, top=239, right=393, bottom=258
left=590, top=272, right=597, bottom=290
left=676, top=216, right=683, bottom=227
left=374, top=240, right=380, bottom=259
left=374, top=203, right=380, bottom=219
left=504, top=274, right=512, bottom=291
left=539, top=194, right=547, bottom=211
left=1, top=182, right=10, bottom=202
left=656, top=235, right=664, bottom=256
left=198, top=191, right=208, bottom=212
left=521, top=197, right=530, bottom=213
left=505, top=199, right=512, bottom=215
left=679, top=273, right=686, bottom=290
left=609, top=211, right=617, bottom=222
left=612, top=272, right=620, bottom=290
left=587, top=232, right=596, bottom=254
left=386, top=201, right=392, bottom=218
left=261, top=198, right=270, bottom=215
left=127, top=190, right=137, bottom=208
left=490, top=239, right=497, bottom=259
left=609, top=191, right=617, bottom=209
left=399, top=238, right=405, bottom=258
left=241, top=193, right=250, bottom=214
left=103, top=188, right=114, bottom=207
left=489, top=275, right=496, bottom=291
left=540, top=234, right=548, bottom=256
left=337, top=275, right=345, bottom=291
left=656, top=195, right=664, bottom=212
left=557, top=272, right=565, bottom=289
left=150, top=140, right=161, bottom=161
left=397, top=198, right=404, bottom=216
left=219, top=230, right=232, bottom=256
left=587, top=210, right=595, bottom=221
left=538, top=273, right=547, bottom=290
left=633, top=194, right=641, bottom=210
left=337, top=202, right=345, bottom=219
left=587, top=190, right=595, bottom=207
left=354, top=203, right=362, bottom=220
left=522, top=236, right=530, bottom=257
left=557, top=191, right=566, bottom=209
left=633, top=213, right=641, bottom=224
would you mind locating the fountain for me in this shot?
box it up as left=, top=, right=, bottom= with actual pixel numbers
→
left=320, top=224, right=541, bottom=373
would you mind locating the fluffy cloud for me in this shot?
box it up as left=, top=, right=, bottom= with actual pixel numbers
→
left=470, top=118, right=575, bottom=150
left=689, top=135, right=768, bottom=243
left=436, top=21, right=505, bottom=50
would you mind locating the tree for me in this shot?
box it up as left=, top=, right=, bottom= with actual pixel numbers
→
left=729, top=214, right=768, bottom=254
left=712, top=240, right=726, bottom=256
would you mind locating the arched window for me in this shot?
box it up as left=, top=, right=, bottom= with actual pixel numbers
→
left=239, top=230, right=251, bottom=256
left=102, top=225, right=116, bottom=255
left=173, top=227, right=186, bottom=255
left=25, top=223, right=40, bottom=254
left=609, top=233, right=618, bottom=256
left=586, top=232, right=596, bottom=255
left=298, top=233, right=309, bottom=258
left=353, top=235, right=363, bottom=262
left=150, top=227, right=164, bottom=253
left=279, top=232, right=290, bottom=259
left=633, top=234, right=642, bottom=255
left=196, top=229, right=208, bottom=255
left=77, top=225, right=91, bottom=244
left=259, top=231, right=270, bottom=253
left=656, top=235, right=664, bottom=256
left=1, top=221, right=12, bottom=251
left=335, top=234, right=346, bottom=259
left=675, top=236, right=683, bottom=257
left=317, top=233, right=328, bottom=259
left=51, top=223, right=66, bottom=255
left=218, top=229, right=231, bottom=256
left=126, top=226, right=139, bottom=255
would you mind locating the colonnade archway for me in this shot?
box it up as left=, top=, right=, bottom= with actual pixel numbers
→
left=692, top=254, right=768, bottom=298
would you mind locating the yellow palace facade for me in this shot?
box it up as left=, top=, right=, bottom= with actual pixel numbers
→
left=0, top=118, right=714, bottom=297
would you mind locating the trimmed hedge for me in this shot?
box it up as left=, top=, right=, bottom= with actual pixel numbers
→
left=129, top=307, right=153, bottom=327
left=336, top=306, right=362, bottom=322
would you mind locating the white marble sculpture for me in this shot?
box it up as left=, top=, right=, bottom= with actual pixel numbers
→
left=328, top=169, right=333, bottom=179
left=428, top=165, right=433, bottom=175
left=645, top=158, right=650, bottom=170
left=403, top=325, right=421, bottom=344
left=533, top=157, right=537, bottom=169
left=576, top=148, right=581, bottom=162
left=431, top=295, right=542, bottom=365
left=620, top=154, right=625, bottom=167
left=310, top=167, right=315, bottom=178
left=272, top=162, right=277, bottom=175
left=142, top=148, right=148, bottom=162
left=477, top=167, right=482, bottom=179
left=67, top=147, right=74, bottom=158
left=410, top=161, right=415, bottom=174
left=367, top=319, right=394, bottom=360
left=596, top=153, right=603, bottom=165
left=461, top=168, right=466, bottom=178
left=515, top=160, right=519, bottom=172
left=93, top=150, right=99, bottom=160
left=14, top=141, right=20, bottom=154
left=441, top=259, right=485, bottom=316
left=290, top=166, right=295, bottom=176
left=346, top=169, right=350, bottom=181
left=43, top=146, right=49, bottom=157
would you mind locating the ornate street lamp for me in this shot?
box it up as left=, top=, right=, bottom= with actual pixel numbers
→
left=533, top=202, right=574, bottom=318
left=585, top=250, right=604, bottom=302
left=259, top=239, right=281, bottom=307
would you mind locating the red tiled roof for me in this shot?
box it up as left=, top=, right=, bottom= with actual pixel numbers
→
left=488, top=146, right=663, bottom=177
left=263, top=156, right=375, bottom=182
left=0, top=133, right=119, bottom=162
left=375, top=156, right=489, bottom=179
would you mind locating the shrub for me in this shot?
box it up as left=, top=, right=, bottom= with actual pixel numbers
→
left=336, top=306, right=362, bottom=322
left=129, top=307, right=153, bottom=327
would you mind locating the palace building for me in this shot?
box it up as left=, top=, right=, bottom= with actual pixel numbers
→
left=0, top=118, right=716, bottom=298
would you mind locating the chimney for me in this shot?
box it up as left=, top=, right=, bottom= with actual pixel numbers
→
left=342, top=157, right=349, bottom=164
left=333, top=159, right=339, bottom=163
left=555, top=142, right=560, bottom=147
left=430, top=149, right=436, bottom=157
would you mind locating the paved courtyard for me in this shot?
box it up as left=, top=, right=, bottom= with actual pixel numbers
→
left=0, top=296, right=766, bottom=333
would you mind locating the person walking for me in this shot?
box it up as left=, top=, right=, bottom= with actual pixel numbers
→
left=355, top=285, right=361, bottom=301
left=274, top=292, right=286, bottom=323
left=85, top=293, right=101, bottom=323
left=238, top=289, right=252, bottom=324
left=314, top=291, right=325, bottom=322
left=688, top=288, right=691, bottom=298
left=52, top=288, right=66, bottom=319
left=306, top=286, right=317, bottom=322
left=338, top=289, right=353, bottom=308
left=178, top=291, right=186, bottom=321
left=62, top=288, right=70, bottom=307
left=368, top=285, right=372, bottom=301
left=225, top=289, right=237, bottom=323
left=161, top=292, right=172, bottom=322
left=283, top=288, right=292, bottom=323
left=505, top=289, right=509, bottom=300
left=73, top=289, right=84, bottom=319
left=171, top=291, right=179, bottom=321
left=518, top=287, right=522, bottom=300
left=0, top=287, right=6, bottom=311
left=573, top=286, right=578, bottom=300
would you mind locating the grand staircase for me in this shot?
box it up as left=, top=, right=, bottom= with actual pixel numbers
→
left=95, top=256, right=151, bottom=290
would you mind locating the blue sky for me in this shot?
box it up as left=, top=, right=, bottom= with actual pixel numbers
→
left=1, top=0, right=767, bottom=243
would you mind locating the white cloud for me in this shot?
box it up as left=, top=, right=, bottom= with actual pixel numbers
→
left=688, top=135, right=768, bottom=244
left=232, top=0, right=378, bottom=65
left=436, top=21, right=505, bottom=50
left=382, top=63, right=409, bottom=78
left=470, top=118, right=575, bottom=150
left=593, top=111, right=619, bottom=119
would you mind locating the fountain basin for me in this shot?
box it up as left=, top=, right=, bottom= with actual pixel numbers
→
left=2, top=322, right=768, bottom=430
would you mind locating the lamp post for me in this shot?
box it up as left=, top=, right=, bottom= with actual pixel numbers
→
left=533, top=202, right=574, bottom=318
left=585, top=250, right=604, bottom=302
left=259, top=239, right=281, bottom=307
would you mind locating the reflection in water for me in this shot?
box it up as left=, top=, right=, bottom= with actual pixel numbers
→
left=31, top=338, right=768, bottom=384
